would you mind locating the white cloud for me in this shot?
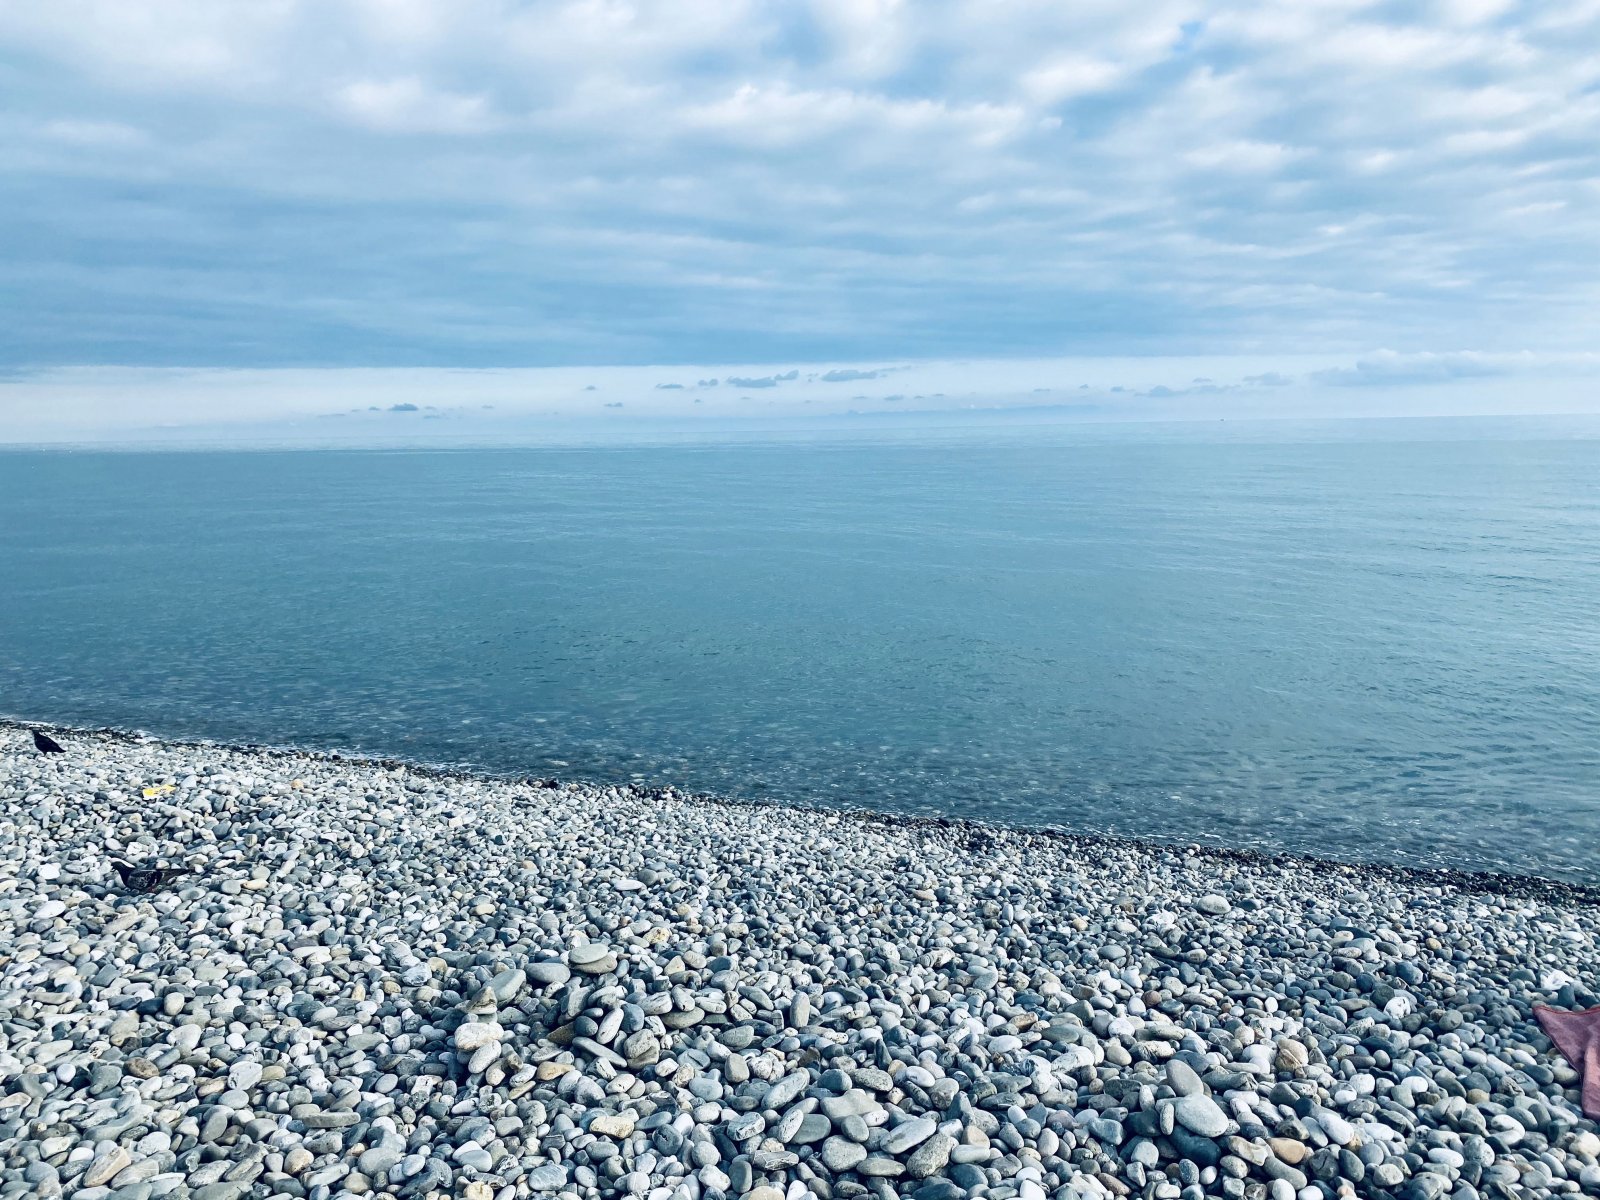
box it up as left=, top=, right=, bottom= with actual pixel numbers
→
left=1021, top=56, right=1126, bottom=104
left=0, top=0, right=296, bottom=88
left=0, top=0, right=1596, bottom=371
left=40, top=118, right=146, bottom=147
left=808, top=0, right=912, bottom=79
left=1183, top=139, right=1301, bottom=172
left=8, top=353, right=1600, bottom=443
left=1309, top=349, right=1600, bottom=386
left=336, top=76, right=498, bottom=134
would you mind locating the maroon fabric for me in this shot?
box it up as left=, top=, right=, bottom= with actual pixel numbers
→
left=1535, top=1004, right=1600, bottom=1119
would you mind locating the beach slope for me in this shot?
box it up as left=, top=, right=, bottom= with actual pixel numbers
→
left=2, top=726, right=1597, bottom=1200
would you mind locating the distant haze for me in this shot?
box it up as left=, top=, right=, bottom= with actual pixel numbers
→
left=0, top=354, right=1597, bottom=444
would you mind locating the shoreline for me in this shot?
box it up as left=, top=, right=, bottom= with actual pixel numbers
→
left=6, top=716, right=1598, bottom=909
left=4, top=722, right=1600, bottom=1200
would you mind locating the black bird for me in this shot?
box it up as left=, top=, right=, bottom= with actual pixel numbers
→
left=32, top=729, right=65, bottom=755
left=110, top=860, right=192, bottom=894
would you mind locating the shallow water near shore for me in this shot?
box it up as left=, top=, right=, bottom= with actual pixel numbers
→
left=3, top=415, right=1599, bottom=882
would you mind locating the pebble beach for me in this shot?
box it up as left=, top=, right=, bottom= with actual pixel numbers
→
left=4, top=723, right=1599, bottom=1200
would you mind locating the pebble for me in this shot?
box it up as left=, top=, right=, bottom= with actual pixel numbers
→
left=82, top=1148, right=131, bottom=1188
left=823, top=1137, right=869, bottom=1172
left=3, top=724, right=1598, bottom=1200
left=453, top=1021, right=502, bottom=1051
left=883, top=1116, right=938, bottom=1154
left=225, top=1060, right=262, bottom=1092
left=1165, top=1058, right=1203, bottom=1097
left=1274, top=1038, right=1309, bottom=1072
left=591, top=1112, right=636, bottom=1138
left=527, top=961, right=572, bottom=986
left=906, top=1133, right=955, bottom=1178
left=1173, top=1094, right=1229, bottom=1138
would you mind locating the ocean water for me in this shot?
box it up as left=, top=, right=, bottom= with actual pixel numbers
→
left=3, top=416, right=1599, bottom=882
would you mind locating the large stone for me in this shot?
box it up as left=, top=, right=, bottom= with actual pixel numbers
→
left=453, top=1022, right=502, bottom=1051
left=83, top=1148, right=132, bottom=1188
left=765, top=1070, right=810, bottom=1109
left=821, top=1138, right=867, bottom=1172
left=883, top=1117, right=937, bottom=1155
left=1172, top=1095, right=1229, bottom=1139
left=526, top=961, right=571, bottom=986
left=906, top=1133, right=954, bottom=1179
left=590, top=1112, right=636, bottom=1139
left=1165, top=1059, right=1203, bottom=1097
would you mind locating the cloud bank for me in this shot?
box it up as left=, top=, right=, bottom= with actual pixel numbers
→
left=6, top=353, right=1600, bottom=443
left=0, top=0, right=1596, bottom=373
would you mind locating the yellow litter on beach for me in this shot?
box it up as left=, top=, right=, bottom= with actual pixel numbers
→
left=141, top=784, right=175, bottom=799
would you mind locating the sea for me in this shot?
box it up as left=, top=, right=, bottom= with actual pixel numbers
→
left=3, top=415, right=1598, bottom=883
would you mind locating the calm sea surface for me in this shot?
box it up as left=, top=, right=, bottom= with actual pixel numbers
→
left=3, top=417, right=1598, bottom=882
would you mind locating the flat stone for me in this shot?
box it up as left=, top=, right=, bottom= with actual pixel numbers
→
left=765, top=1070, right=810, bottom=1109
left=489, top=967, right=526, bottom=1002
left=883, top=1117, right=937, bottom=1155
left=1274, top=1039, right=1309, bottom=1071
left=590, top=1112, right=636, bottom=1139
left=847, top=1067, right=894, bottom=1093
left=858, top=1156, right=906, bottom=1177
left=821, top=1090, right=880, bottom=1121
left=1269, top=1137, right=1308, bottom=1165
left=84, top=1148, right=132, bottom=1188
left=791, top=1114, right=831, bottom=1145
left=453, top=1022, right=502, bottom=1051
left=570, top=944, right=617, bottom=973
left=527, top=1164, right=568, bottom=1192
left=526, top=961, right=571, bottom=986
left=750, top=1149, right=798, bottom=1170
left=300, top=1111, right=360, bottom=1129
left=821, top=1137, right=867, bottom=1172
left=1316, top=1110, right=1356, bottom=1146
left=1165, top=1058, right=1203, bottom=1097
left=1172, top=1095, right=1229, bottom=1139
left=905, top=1133, right=954, bottom=1178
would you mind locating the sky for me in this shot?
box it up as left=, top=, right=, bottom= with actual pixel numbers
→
left=1, top=0, right=1598, bottom=440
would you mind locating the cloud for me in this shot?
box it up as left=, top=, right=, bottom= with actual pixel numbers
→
left=1021, top=56, right=1126, bottom=105
left=1244, top=372, right=1293, bottom=387
left=820, top=367, right=890, bottom=382
left=0, top=1, right=1598, bottom=369
left=40, top=118, right=145, bottom=147
left=725, top=369, right=799, bottom=388
left=1141, top=381, right=1235, bottom=398
left=654, top=382, right=683, bottom=389
left=388, top=401, right=419, bottom=411
left=1302, top=350, right=1600, bottom=389
left=336, top=76, right=498, bottom=135
left=1309, top=351, right=1508, bottom=387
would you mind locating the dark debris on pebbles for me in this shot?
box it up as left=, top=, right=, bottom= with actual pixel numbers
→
left=3, top=724, right=1600, bottom=1200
